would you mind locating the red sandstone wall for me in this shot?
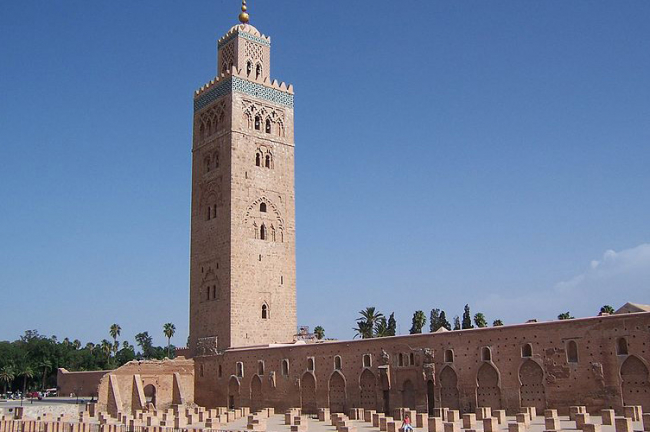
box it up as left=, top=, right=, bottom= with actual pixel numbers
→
left=57, top=368, right=110, bottom=397
left=194, top=312, right=650, bottom=414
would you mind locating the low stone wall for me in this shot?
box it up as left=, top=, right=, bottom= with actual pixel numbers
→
left=58, top=369, right=112, bottom=398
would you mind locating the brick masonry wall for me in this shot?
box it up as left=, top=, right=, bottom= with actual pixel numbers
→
left=57, top=368, right=110, bottom=397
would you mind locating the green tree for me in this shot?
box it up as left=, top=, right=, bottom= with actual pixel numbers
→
left=409, top=310, right=427, bottom=334
left=313, top=326, right=325, bottom=340
left=386, top=313, right=397, bottom=336
left=375, top=317, right=390, bottom=337
left=492, top=319, right=504, bottom=326
left=558, top=312, right=574, bottom=320
left=474, top=313, right=487, bottom=328
left=109, top=324, right=121, bottom=357
left=100, top=340, right=112, bottom=361
left=38, top=359, right=51, bottom=390
left=163, top=323, right=176, bottom=357
left=18, top=364, right=33, bottom=401
left=135, top=332, right=154, bottom=359
left=0, top=365, right=15, bottom=394
left=462, top=304, right=474, bottom=329
left=72, top=340, right=81, bottom=350
left=453, top=315, right=461, bottom=330
left=353, top=307, right=384, bottom=339
left=600, top=305, right=615, bottom=315
left=429, top=309, right=441, bottom=332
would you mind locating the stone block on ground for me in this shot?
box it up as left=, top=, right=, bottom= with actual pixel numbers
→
left=544, top=410, right=558, bottom=419
left=448, top=411, right=460, bottom=422
left=477, top=408, right=491, bottom=421
left=545, top=417, right=560, bottom=431
left=583, top=424, right=601, bottom=432
left=429, top=416, right=444, bottom=432
left=483, top=418, right=499, bottom=432
left=493, top=410, right=506, bottom=425
left=463, top=414, right=477, bottom=429
left=416, top=413, right=427, bottom=428
left=615, top=417, right=632, bottom=432
left=509, top=423, right=526, bottom=432
left=601, top=410, right=614, bottom=426
left=444, top=423, right=460, bottom=432
left=643, top=414, right=650, bottom=432
left=576, top=413, right=591, bottom=429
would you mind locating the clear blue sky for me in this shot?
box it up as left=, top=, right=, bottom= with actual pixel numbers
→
left=1, top=1, right=649, bottom=347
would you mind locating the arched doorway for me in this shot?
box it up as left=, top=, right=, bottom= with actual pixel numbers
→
left=519, top=360, right=546, bottom=411
left=427, top=380, right=435, bottom=414
left=301, top=372, right=317, bottom=414
left=477, top=363, right=502, bottom=409
left=143, top=384, right=156, bottom=408
left=440, top=367, right=460, bottom=410
left=621, top=356, right=650, bottom=409
left=360, top=369, right=377, bottom=410
left=329, top=371, right=346, bottom=413
left=250, top=375, right=263, bottom=412
left=228, top=376, right=240, bottom=409
left=402, top=380, right=416, bottom=409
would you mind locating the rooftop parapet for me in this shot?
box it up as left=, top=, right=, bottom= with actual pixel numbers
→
left=218, top=24, right=271, bottom=48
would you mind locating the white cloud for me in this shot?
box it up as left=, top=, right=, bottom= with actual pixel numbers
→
left=477, top=244, right=650, bottom=324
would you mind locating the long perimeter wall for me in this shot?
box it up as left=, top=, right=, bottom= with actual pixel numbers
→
left=194, top=312, right=650, bottom=414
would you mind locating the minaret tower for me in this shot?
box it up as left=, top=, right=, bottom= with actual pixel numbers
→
left=189, top=2, right=296, bottom=354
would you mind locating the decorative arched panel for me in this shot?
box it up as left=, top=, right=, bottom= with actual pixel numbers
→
left=477, top=363, right=502, bottom=410
left=620, top=356, right=650, bottom=409
left=329, top=371, right=346, bottom=413
left=439, top=366, right=460, bottom=410
left=519, top=360, right=546, bottom=411
left=301, top=372, right=317, bottom=414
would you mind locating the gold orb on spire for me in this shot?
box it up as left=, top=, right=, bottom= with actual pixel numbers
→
left=238, top=0, right=250, bottom=24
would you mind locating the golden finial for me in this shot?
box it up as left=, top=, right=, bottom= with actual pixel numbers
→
left=238, top=0, right=250, bottom=24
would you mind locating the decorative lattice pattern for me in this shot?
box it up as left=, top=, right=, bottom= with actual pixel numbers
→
left=245, top=41, right=264, bottom=62
left=220, top=43, right=235, bottom=72
left=195, top=77, right=294, bottom=111
left=218, top=30, right=271, bottom=48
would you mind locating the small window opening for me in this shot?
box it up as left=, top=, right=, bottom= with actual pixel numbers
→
left=265, top=119, right=271, bottom=134
left=265, top=155, right=271, bottom=168
left=260, top=224, right=267, bottom=240
left=260, top=202, right=267, bottom=212
left=334, top=356, right=342, bottom=370
left=444, top=349, right=454, bottom=363
left=246, top=61, right=252, bottom=77
left=256, top=153, right=261, bottom=166
left=200, top=364, right=204, bottom=377
left=409, top=353, right=415, bottom=366
left=617, top=338, right=628, bottom=356
left=262, top=304, right=268, bottom=319
left=281, top=276, right=283, bottom=285
left=207, top=207, right=211, bottom=221
left=236, top=362, right=244, bottom=378
left=307, top=358, right=315, bottom=371
left=258, top=254, right=261, bottom=261
left=214, top=154, right=219, bottom=168
left=212, top=286, right=216, bottom=299
left=256, top=64, right=262, bottom=79
left=218, top=364, right=222, bottom=378
left=205, top=157, right=211, bottom=173
left=258, top=361, right=264, bottom=375
left=254, top=116, right=261, bottom=130
left=521, top=343, right=533, bottom=358
left=482, top=347, right=491, bottom=362
left=398, top=353, right=404, bottom=366
left=566, top=340, right=578, bottom=363
left=212, top=205, right=217, bottom=219
left=281, top=359, right=289, bottom=376
left=206, top=287, right=210, bottom=301
left=363, top=354, right=371, bottom=368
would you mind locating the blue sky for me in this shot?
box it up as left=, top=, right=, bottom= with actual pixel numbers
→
left=1, top=1, right=649, bottom=347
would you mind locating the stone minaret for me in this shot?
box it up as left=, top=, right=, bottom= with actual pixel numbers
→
left=189, top=10, right=296, bottom=354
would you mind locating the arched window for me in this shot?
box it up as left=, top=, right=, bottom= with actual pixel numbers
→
left=255, top=153, right=261, bottom=167
left=334, top=355, right=342, bottom=370
left=265, top=119, right=271, bottom=134
left=617, top=338, right=628, bottom=355
left=236, top=362, right=244, bottom=378
left=521, top=343, right=533, bottom=358
left=307, top=358, right=315, bottom=371
left=281, top=359, right=289, bottom=376
left=218, top=364, right=222, bottom=378
left=212, top=285, right=216, bottom=299
left=566, top=340, right=578, bottom=363
left=265, top=154, right=271, bottom=168
left=260, top=224, right=267, bottom=240
left=258, top=361, right=264, bottom=375
left=212, top=205, right=217, bottom=219
left=214, top=153, right=219, bottom=169
left=363, top=354, right=371, bottom=368
left=254, top=116, right=261, bottom=130
left=246, top=61, right=252, bottom=77
left=205, top=287, right=210, bottom=301
left=205, top=157, right=211, bottom=173
left=444, top=349, right=454, bottom=363
left=260, top=202, right=267, bottom=212
left=482, top=347, right=491, bottom=362
left=261, top=304, right=268, bottom=319
left=398, top=353, right=404, bottom=366
left=206, top=206, right=211, bottom=221
left=256, top=64, right=262, bottom=79
left=409, top=353, right=415, bottom=366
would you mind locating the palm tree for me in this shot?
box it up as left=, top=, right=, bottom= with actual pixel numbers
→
left=354, top=307, right=384, bottom=339
left=313, top=326, right=325, bottom=340
left=163, top=323, right=176, bottom=357
left=39, top=360, right=52, bottom=390
left=0, top=365, right=15, bottom=394
left=374, top=317, right=390, bottom=337
left=600, top=305, right=615, bottom=315
left=100, top=340, right=112, bottom=360
left=18, top=364, right=33, bottom=404
left=72, top=339, right=81, bottom=350
left=109, top=324, right=121, bottom=356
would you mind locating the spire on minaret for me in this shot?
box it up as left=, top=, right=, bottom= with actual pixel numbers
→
left=238, top=0, right=250, bottom=24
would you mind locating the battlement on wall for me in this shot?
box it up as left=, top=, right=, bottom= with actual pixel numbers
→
left=193, top=67, right=294, bottom=111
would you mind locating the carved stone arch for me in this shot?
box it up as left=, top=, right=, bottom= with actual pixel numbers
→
left=301, top=371, right=317, bottom=414
left=250, top=375, right=263, bottom=411
left=439, top=365, right=460, bottom=410
left=476, top=362, right=502, bottom=410
left=199, top=180, right=222, bottom=207
left=276, top=118, right=285, bottom=137
left=359, top=368, right=377, bottom=410
left=329, top=370, right=347, bottom=413
left=402, top=379, right=416, bottom=410
left=620, top=355, right=650, bottom=408
left=518, top=359, right=546, bottom=411
left=243, top=197, right=285, bottom=229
